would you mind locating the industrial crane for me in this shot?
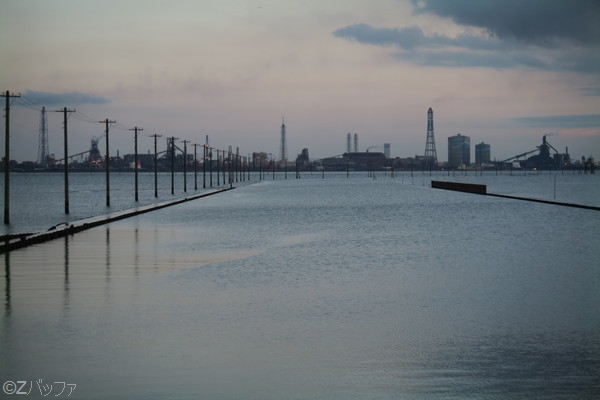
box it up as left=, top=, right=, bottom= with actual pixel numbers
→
left=499, top=134, right=559, bottom=164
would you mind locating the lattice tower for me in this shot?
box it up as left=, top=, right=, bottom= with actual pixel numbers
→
left=37, top=107, right=49, bottom=166
left=424, top=107, right=438, bottom=166
left=280, top=117, right=287, bottom=162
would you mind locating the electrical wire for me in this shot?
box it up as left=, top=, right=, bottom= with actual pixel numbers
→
left=17, top=95, right=45, bottom=112
left=71, top=110, right=99, bottom=123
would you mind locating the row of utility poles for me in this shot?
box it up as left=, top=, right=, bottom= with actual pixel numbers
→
left=2, top=91, right=252, bottom=226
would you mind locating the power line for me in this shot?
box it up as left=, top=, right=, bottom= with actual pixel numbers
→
left=16, top=95, right=45, bottom=112
left=71, top=110, right=100, bottom=123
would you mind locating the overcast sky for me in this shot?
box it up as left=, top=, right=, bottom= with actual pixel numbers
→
left=2, top=0, right=599, bottom=162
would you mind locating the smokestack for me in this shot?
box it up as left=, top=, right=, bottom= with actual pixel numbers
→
left=280, top=117, right=287, bottom=162
left=354, top=133, right=358, bottom=153
left=347, top=133, right=351, bottom=154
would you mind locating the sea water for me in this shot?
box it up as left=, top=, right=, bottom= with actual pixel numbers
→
left=1, top=173, right=599, bottom=399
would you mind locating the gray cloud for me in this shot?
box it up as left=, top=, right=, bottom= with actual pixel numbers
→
left=333, top=23, right=505, bottom=51
left=334, top=24, right=432, bottom=50
left=512, top=114, right=600, bottom=129
left=580, top=88, right=600, bottom=96
left=21, top=90, right=110, bottom=106
left=333, top=0, right=600, bottom=74
left=411, top=0, right=600, bottom=46
left=333, top=1, right=600, bottom=73
left=333, top=23, right=551, bottom=71
left=394, top=49, right=550, bottom=70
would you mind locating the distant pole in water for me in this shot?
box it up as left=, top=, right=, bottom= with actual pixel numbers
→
left=64, top=108, right=70, bottom=213
left=151, top=134, right=162, bottom=198
left=100, top=118, right=116, bottom=207
left=135, top=127, right=139, bottom=201
left=129, top=126, right=143, bottom=202
left=4, top=91, right=20, bottom=225
left=203, top=144, right=207, bottom=189
left=193, top=143, right=198, bottom=191
left=236, top=147, right=240, bottom=183
left=170, top=136, right=178, bottom=195
left=203, top=136, right=209, bottom=189
left=56, top=107, right=75, bottom=214
left=216, top=150, right=220, bottom=186
left=170, top=138, right=174, bottom=194
left=182, top=140, right=189, bottom=193
left=209, top=147, right=213, bottom=187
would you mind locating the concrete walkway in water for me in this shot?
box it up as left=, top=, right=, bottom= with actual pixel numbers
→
left=0, top=187, right=234, bottom=254
left=431, top=180, right=600, bottom=211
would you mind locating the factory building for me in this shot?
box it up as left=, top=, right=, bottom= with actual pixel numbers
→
left=475, top=142, right=491, bottom=166
left=448, top=134, right=470, bottom=168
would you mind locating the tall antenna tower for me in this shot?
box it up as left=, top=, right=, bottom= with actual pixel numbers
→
left=280, top=117, right=287, bottom=162
left=424, top=107, right=437, bottom=167
left=37, top=106, right=49, bottom=166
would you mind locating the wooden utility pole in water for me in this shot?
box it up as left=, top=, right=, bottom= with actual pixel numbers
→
left=4, top=91, right=20, bottom=225
left=182, top=140, right=190, bottom=193
left=100, top=119, right=115, bottom=207
left=56, top=107, right=75, bottom=214
left=203, top=144, right=207, bottom=189
left=193, top=143, right=198, bottom=191
left=216, top=149, right=220, bottom=187
left=170, top=137, right=178, bottom=195
left=150, top=134, right=162, bottom=198
left=129, top=127, right=143, bottom=201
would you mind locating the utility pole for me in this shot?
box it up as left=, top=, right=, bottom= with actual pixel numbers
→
left=216, top=150, right=225, bottom=186
left=228, top=146, right=234, bottom=188
left=193, top=143, right=199, bottom=191
left=203, top=144, right=207, bottom=189
left=3, top=91, right=20, bottom=225
left=54, top=107, right=75, bottom=214
left=236, top=147, right=240, bottom=183
left=182, top=140, right=190, bottom=192
left=203, top=135, right=208, bottom=189
left=150, top=134, right=162, bottom=198
left=100, top=119, right=115, bottom=207
left=170, top=137, right=178, bottom=195
left=129, top=127, right=143, bottom=201
left=209, top=147, right=213, bottom=187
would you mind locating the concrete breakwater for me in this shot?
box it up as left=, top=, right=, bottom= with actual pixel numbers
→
left=0, top=187, right=232, bottom=254
left=431, top=180, right=600, bottom=211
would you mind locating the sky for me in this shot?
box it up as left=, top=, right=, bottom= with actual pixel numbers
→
left=1, top=0, right=600, bottom=163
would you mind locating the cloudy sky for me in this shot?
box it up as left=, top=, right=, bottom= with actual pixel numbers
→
left=2, top=0, right=599, bottom=162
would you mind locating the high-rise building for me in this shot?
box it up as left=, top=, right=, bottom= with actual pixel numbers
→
left=475, top=142, right=491, bottom=165
left=424, top=107, right=437, bottom=167
left=448, top=134, right=470, bottom=167
left=384, top=143, right=390, bottom=158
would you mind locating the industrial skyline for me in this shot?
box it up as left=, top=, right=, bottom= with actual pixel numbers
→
left=2, top=1, right=599, bottom=162
left=3, top=98, right=592, bottom=173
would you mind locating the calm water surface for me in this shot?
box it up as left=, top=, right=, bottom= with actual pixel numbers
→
left=1, top=175, right=599, bottom=399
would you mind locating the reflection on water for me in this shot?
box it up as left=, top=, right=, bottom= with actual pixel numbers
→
left=4, top=250, right=9, bottom=318
left=63, top=236, right=69, bottom=316
left=0, top=176, right=599, bottom=399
